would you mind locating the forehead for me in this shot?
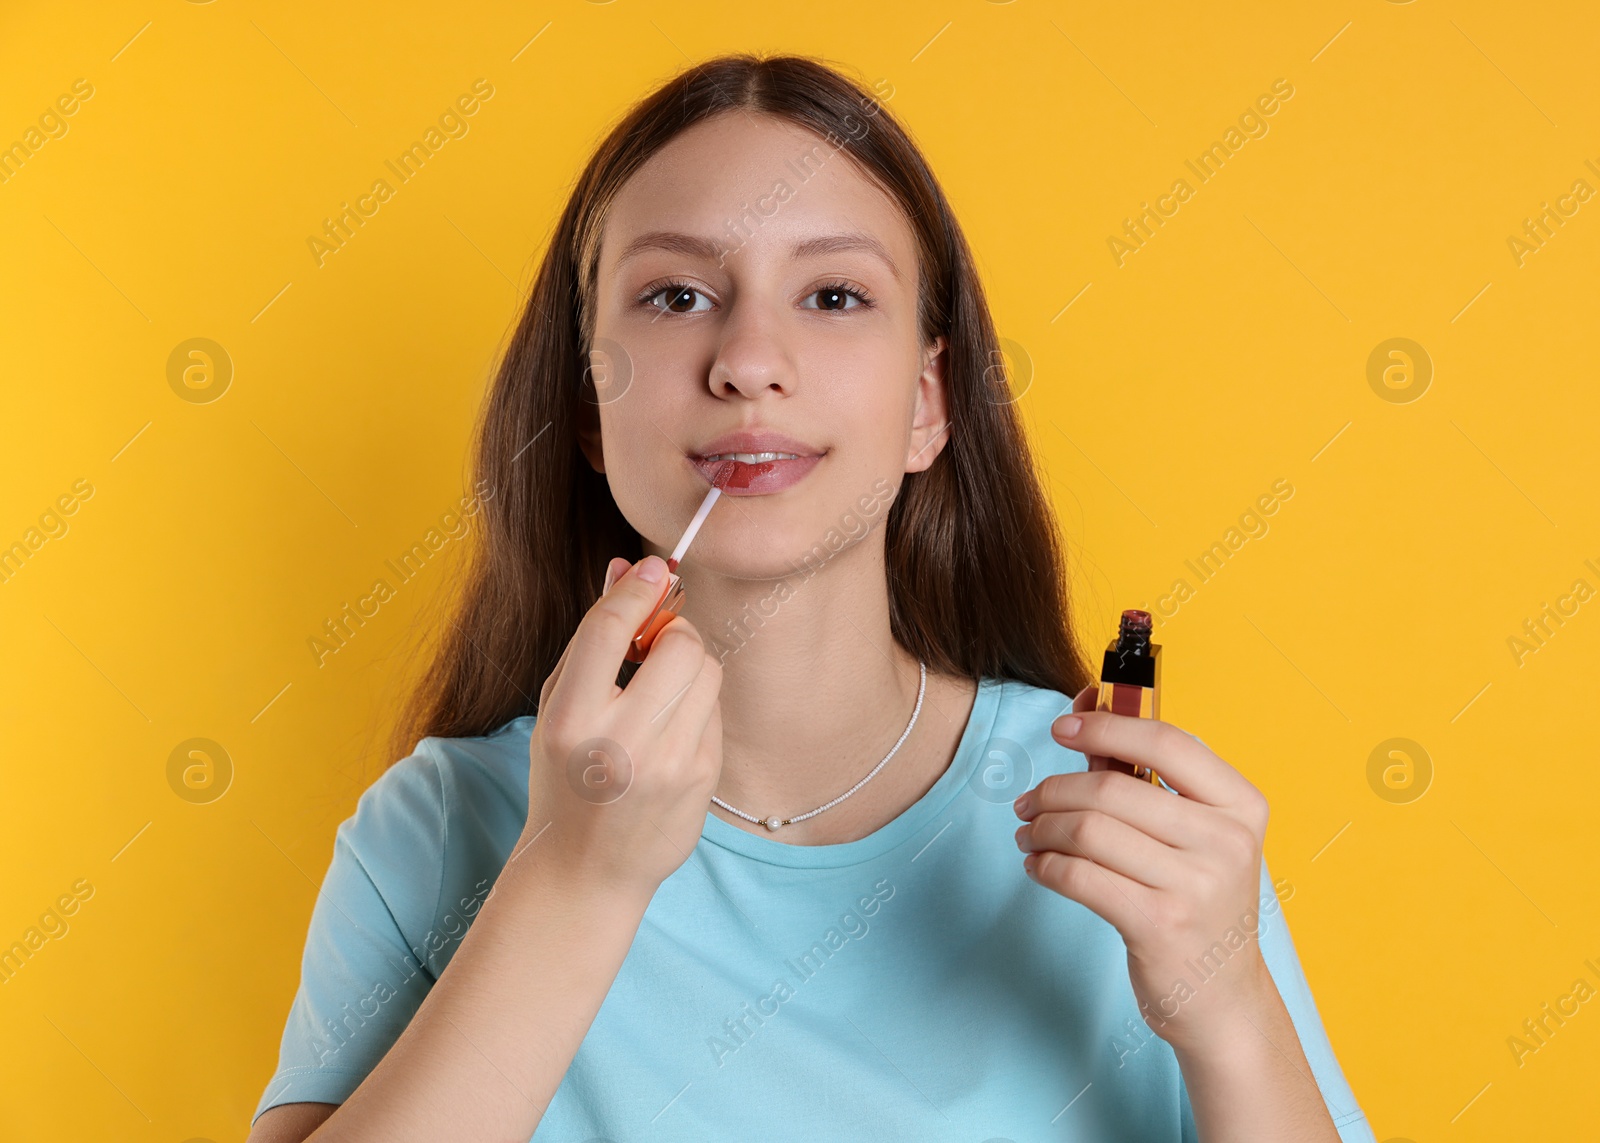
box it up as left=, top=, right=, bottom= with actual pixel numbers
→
left=598, top=111, right=914, bottom=281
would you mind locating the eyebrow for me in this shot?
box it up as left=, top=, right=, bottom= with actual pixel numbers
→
left=615, top=230, right=900, bottom=281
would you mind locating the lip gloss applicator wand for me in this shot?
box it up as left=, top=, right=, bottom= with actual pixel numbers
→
left=625, top=464, right=730, bottom=663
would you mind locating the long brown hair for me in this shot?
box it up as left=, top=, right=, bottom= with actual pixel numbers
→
left=387, top=52, right=1094, bottom=763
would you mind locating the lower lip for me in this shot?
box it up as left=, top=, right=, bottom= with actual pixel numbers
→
left=689, top=454, right=823, bottom=495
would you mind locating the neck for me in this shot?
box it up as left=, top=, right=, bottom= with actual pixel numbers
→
left=667, top=534, right=975, bottom=845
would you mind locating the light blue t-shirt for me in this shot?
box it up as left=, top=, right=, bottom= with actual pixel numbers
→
left=254, top=675, right=1375, bottom=1142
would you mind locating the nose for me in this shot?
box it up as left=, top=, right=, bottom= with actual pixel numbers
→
left=706, top=306, right=797, bottom=399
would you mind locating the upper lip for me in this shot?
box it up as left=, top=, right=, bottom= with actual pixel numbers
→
left=690, top=430, right=824, bottom=459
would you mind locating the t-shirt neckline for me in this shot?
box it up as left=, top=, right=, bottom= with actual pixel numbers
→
left=698, top=675, right=1004, bottom=869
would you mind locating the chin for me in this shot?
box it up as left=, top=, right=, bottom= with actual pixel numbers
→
left=719, top=512, right=881, bottom=585
left=613, top=459, right=892, bottom=582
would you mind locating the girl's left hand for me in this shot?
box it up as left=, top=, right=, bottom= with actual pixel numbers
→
left=1012, top=684, right=1276, bottom=1055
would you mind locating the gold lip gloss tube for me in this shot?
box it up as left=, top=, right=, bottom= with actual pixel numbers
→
left=1096, top=608, right=1161, bottom=784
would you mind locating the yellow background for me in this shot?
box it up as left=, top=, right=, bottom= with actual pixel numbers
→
left=2, top=1, right=1595, bottom=1139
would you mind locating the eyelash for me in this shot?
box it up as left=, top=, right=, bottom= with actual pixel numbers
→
left=636, top=278, right=877, bottom=314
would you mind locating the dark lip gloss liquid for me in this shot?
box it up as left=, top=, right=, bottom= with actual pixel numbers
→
left=1096, top=609, right=1161, bottom=784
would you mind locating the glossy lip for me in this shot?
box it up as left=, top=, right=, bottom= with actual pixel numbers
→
left=688, top=429, right=826, bottom=497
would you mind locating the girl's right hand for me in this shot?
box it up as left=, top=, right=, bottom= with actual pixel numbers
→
left=519, top=553, right=724, bottom=901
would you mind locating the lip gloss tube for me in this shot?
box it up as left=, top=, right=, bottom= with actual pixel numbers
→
left=625, top=470, right=727, bottom=663
left=1096, top=608, right=1161, bottom=783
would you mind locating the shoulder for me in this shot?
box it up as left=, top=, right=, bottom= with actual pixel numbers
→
left=333, top=715, right=536, bottom=968
left=988, top=675, right=1078, bottom=722
left=980, top=675, right=1086, bottom=782
left=418, top=714, right=537, bottom=850
left=344, top=715, right=535, bottom=849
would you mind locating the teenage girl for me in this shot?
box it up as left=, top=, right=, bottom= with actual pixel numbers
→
left=247, top=53, right=1374, bottom=1143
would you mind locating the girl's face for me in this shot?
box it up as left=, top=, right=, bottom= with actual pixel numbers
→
left=582, top=111, right=950, bottom=581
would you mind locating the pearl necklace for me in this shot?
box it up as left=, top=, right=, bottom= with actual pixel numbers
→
left=710, top=660, right=927, bottom=831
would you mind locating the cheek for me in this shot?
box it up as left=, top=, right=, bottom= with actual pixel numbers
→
left=859, top=384, right=917, bottom=475
left=808, top=339, right=913, bottom=427
left=597, top=397, right=680, bottom=531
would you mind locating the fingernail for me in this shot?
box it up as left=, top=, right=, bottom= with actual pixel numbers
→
left=1023, top=853, right=1038, bottom=877
left=1013, top=824, right=1027, bottom=848
left=603, top=562, right=620, bottom=593
left=1013, top=791, right=1031, bottom=816
left=1056, top=715, right=1082, bottom=738
left=637, top=555, right=666, bottom=584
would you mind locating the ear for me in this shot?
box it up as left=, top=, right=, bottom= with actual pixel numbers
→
left=904, top=333, right=950, bottom=474
left=576, top=369, right=605, bottom=474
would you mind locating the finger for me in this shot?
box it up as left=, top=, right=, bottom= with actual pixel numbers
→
left=539, top=639, right=575, bottom=714
left=1025, top=850, right=1160, bottom=940
left=1070, top=683, right=1165, bottom=783
left=554, top=555, right=674, bottom=717
left=1018, top=809, right=1182, bottom=890
left=560, top=557, right=634, bottom=705
left=550, top=555, right=661, bottom=713
left=1051, top=712, right=1246, bottom=807
left=1068, top=683, right=1121, bottom=775
left=618, top=614, right=715, bottom=735
left=654, top=649, right=723, bottom=769
left=544, top=560, right=632, bottom=710
left=602, top=556, right=631, bottom=596
left=1018, top=769, right=1202, bottom=850
left=544, top=636, right=624, bottom=706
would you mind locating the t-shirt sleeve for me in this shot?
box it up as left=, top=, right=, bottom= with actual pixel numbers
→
left=251, top=747, right=448, bottom=1123
left=1254, top=857, right=1376, bottom=1140
left=1178, top=857, right=1376, bottom=1143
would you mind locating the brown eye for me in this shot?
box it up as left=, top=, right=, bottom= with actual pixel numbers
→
left=643, top=284, right=711, bottom=314
left=802, top=284, right=869, bottom=312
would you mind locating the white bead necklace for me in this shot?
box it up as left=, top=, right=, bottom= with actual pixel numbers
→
left=710, top=660, right=927, bottom=832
